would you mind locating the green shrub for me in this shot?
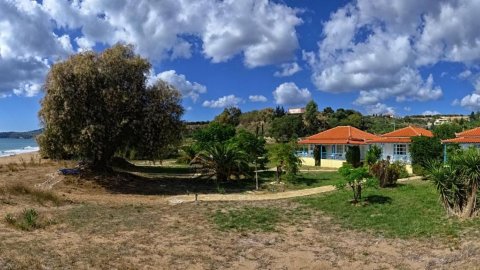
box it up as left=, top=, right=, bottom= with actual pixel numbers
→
left=370, top=160, right=407, bottom=187
left=345, top=146, right=361, bottom=168
left=365, top=145, right=382, bottom=166
left=410, top=136, right=442, bottom=168
left=338, top=164, right=376, bottom=203
left=5, top=209, right=53, bottom=231
left=412, top=164, right=426, bottom=176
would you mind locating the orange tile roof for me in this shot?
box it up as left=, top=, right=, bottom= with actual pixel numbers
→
left=299, top=126, right=379, bottom=145
left=442, top=127, right=480, bottom=144
left=369, top=126, right=433, bottom=143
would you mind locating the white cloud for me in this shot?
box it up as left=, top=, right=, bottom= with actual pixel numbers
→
left=43, top=0, right=302, bottom=67
left=273, top=82, right=311, bottom=106
left=274, top=62, right=302, bottom=77
left=249, top=95, right=268, bottom=102
left=403, top=107, right=411, bottom=112
left=457, top=93, right=480, bottom=111
left=459, top=70, right=472, bottom=79
left=422, top=110, right=440, bottom=116
left=0, top=0, right=70, bottom=96
left=307, top=0, right=480, bottom=107
left=366, top=103, right=395, bottom=115
left=202, top=95, right=243, bottom=108
left=151, top=70, right=206, bottom=102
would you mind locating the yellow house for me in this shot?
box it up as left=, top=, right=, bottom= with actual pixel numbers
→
left=298, top=126, right=379, bottom=168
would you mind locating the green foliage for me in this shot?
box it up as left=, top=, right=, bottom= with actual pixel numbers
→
left=304, top=100, right=320, bottom=135
left=269, top=115, right=305, bottom=142
left=213, top=207, right=281, bottom=232
left=269, top=142, right=302, bottom=180
left=427, top=148, right=480, bottom=218
left=214, top=107, right=242, bottom=126
left=338, top=164, right=375, bottom=203
left=192, top=122, right=236, bottom=151
left=410, top=136, right=443, bottom=169
left=298, top=181, right=472, bottom=238
left=190, top=143, right=250, bottom=183
left=5, top=209, right=53, bottom=231
left=229, top=129, right=267, bottom=168
left=370, top=160, right=406, bottom=187
left=38, top=44, right=184, bottom=169
left=365, top=145, right=382, bottom=166
left=345, top=146, right=361, bottom=168
left=176, top=145, right=197, bottom=164
left=433, top=123, right=462, bottom=140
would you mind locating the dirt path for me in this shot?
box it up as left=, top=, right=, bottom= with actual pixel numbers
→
left=167, top=185, right=336, bottom=204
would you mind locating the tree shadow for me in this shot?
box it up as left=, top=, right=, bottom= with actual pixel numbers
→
left=81, top=165, right=273, bottom=196
left=364, top=195, right=392, bottom=204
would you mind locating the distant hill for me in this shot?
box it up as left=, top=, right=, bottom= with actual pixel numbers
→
left=0, top=129, right=43, bottom=139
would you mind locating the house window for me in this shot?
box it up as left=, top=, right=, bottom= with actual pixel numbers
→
left=394, top=144, right=407, bottom=156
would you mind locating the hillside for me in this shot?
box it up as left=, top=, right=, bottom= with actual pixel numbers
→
left=0, top=129, right=42, bottom=139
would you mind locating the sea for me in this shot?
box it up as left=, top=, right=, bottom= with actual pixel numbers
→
left=0, top=138, right=39, bottom=157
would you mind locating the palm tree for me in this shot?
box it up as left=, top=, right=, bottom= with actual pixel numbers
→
left=190, top=144, right=250, bottom=183
left=427, top=148, right=480, bottom=218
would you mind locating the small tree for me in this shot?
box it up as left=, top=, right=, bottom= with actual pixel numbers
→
left=269, top=142, right=302, bottom=182
left=345, top=146, right=361, bottom=168
left=304, top=100, right=320, bottom=135
left=365, top=145, right=382, bottom=166
left=427, top=148, right=480, bottom=218
left=338, top=164, right=374, bottom=203
left=190, top=144, right=250, bottom=184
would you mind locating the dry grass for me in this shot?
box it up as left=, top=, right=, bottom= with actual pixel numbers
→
left=0, top=183, right=63, bottom=206
left=1, top=157, right=480, bottom=269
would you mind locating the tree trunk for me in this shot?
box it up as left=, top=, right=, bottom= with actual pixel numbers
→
left=462, top=183, right=478, bottom=219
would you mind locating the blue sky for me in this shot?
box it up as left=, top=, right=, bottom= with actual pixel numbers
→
left=1, top=0, right=480, bottom=131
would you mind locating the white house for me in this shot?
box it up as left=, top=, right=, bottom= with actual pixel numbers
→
left=369, top=126, right=433, bottom=173
left=442, top=127, right=480, bottom=161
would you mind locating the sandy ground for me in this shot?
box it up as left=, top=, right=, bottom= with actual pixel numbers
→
left=1, top=156, right=480, bottom=269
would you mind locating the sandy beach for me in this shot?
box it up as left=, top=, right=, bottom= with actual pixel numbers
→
left=0, top=151, right=41, bottom=165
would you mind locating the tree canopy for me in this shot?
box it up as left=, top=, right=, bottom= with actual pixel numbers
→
left=38, top=44, right=184, bottom=169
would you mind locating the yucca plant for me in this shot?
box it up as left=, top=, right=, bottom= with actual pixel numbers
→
left=190, top=143, right=250, bottom=183
left=427, top=148, right=480, bottom=218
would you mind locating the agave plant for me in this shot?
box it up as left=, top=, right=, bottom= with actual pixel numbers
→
left=190, top=143, right=250, bottom=183
left=427, top=148, right=480, bottom=218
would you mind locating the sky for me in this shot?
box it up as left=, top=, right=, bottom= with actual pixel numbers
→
left=1, top=0, right=480, bottom=131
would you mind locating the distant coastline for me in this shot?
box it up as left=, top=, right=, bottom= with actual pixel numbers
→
left=0, top=129, right=43, bottom=139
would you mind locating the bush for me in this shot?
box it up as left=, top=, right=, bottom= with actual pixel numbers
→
left=5, top=209, right=54, bottom=231
left=412, top=164, right=426, bottom=176
left=346, top=146, right=361, bottom=168
left=410, top=136, right=442, bottom=171
left=370, top=160, right=406, bottom=187
left=365, top=145, right=382, bottom=166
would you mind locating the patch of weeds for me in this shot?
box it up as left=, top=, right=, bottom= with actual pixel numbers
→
left=5, top=208, right=55, bottom=231
left=213, top=207, right=281, bottom=232
left=6, top=162, right=19, bottom=172
left=2, top=183, right=63, bottom=206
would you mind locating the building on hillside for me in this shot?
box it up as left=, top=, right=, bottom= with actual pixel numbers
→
left=442, top=127, right=480, bottom=161
left=298, top=126, right=379, bottom=168
left=433, top=115, right=470, bottom=125
left=369, top=126, right=433, bottom=173
left=287, top=108, right=305, bottom=114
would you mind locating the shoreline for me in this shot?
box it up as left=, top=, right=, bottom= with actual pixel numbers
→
left=0, top=151, right=41, bottom=165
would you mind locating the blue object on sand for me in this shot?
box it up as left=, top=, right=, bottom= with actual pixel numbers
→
left=58, top=168, right=80, bottom=175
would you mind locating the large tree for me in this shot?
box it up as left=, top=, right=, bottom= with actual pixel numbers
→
left=38, top=44, right=184, bottom=169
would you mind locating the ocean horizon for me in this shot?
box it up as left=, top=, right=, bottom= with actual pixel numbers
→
left=0, top=138, right=39, bottom=157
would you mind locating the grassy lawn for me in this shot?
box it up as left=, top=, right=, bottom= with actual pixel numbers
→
left=286, top=171, right=342, bottom=189
left=297, top=180, right=480, bottom=239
